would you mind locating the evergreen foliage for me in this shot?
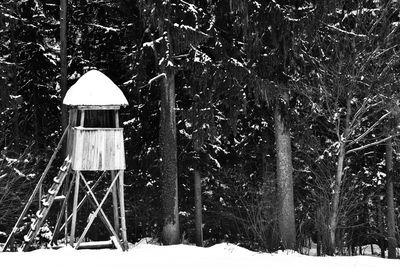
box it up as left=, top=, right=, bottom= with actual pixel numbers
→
left=0, top=0, right=400, bottom=254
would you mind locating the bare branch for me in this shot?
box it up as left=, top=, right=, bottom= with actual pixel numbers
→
left=349, top=98, right=369, bottom=128
left=346, top=135, right=393, bottom=155
left=349, top=111, right=391, bottom=146
left=367, top=1, right=391, bottom=36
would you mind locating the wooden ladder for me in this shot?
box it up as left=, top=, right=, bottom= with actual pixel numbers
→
left=1, top=127, right=69, bottom=252
left=21, top=158, right=71, bottom=251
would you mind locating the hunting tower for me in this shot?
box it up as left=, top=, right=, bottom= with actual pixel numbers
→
left=2, top=70, right=129, bottom=251
left=62, top=69, right=129, bottom=250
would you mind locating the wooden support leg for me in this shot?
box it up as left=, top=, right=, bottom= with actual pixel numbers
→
left=64, top=203, right=68, bottom=245
left=51, top=175, right=75, bottom=245
left=70, top=171, right=80, bottom=246
left=78, top=175, right=120, bottom=238
left=63, top=173, right=70, bottom=246
left=10, top=235, right=15, bottom=252
left=194, top=170, right=203, bottom=247
left=118, top=170, right=128, bottom=251
left=39, top=184, right=42, bottom=211
left=75, top=172, right=121, bottom=249
left=111, top=170, right=120, bottom=235
left=59, top=172, right=106, bottom=232
left=78, top=173, right=123, bottom=249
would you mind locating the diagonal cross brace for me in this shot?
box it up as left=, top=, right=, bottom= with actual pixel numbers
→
left=78, top=178, right=119, bottom=240
left=58, top=171, right=106, bottom=233
left=74, top=172, right=123, bottom=250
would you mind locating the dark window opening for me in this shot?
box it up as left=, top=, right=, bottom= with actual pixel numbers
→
left=77, top=110, right=116, bottom=128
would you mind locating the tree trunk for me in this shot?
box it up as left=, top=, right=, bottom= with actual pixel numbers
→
left=316, top=233, right=321, bottom=256
left=377, top=202, right=386, bottom=258
left=261, top=144, right=275, bottom=207
left=10, top=10, right=19, bottom=141
left=274, top=91, right=296, bottom=250
left=194, top=169, right=203, bottom=247
left=60, top=0, right=68, bottom=132
left=328, top=141, right=345, bottom=255
left=328, top=91, right=352, bottom=255
left=160, top=67, right=180, bottom=245
left=385, top=137, right=397, bottom=259
left=0, top=79, right=9, bottom=109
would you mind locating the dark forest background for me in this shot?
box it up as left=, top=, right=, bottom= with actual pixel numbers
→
left=1, top=0, right=400, bottom=257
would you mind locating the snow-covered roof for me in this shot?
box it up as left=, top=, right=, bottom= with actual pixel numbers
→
left=63, top=70, right=129, bottom=107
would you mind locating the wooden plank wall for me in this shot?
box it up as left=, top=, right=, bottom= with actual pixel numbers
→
left=71, top=128, right=125, bottom=170
left=66, top=109, right=78, bottom=157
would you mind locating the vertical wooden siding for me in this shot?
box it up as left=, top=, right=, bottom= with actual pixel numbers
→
left=71, top=127, right=125, bottom=170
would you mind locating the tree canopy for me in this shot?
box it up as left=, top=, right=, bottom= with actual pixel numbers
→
left=1, top=0, right=400, bottom=256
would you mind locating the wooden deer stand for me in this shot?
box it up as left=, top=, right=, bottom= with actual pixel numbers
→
left=1, top=70, right=129, bottom=252
left=60, top=70, right=129, bottom=250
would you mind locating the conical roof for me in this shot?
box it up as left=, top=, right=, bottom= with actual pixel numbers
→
left=63, top=70, right=128, bottom=107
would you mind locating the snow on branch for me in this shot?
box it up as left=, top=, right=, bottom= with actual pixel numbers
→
left=343, top=8, right=380, bottom=19
left=0, top=60, right=16, bottom=67
left=143, top=37, right=163, bottom=50
left=190, top=45, right=211, bottom=64
left=1, top=12, right=24, bottom=22
left=87, top=23, right=120, bottom=33
left=171, top=23, right=210, bottom=54
left=148, top=73, right=166, bottom=85
left=180, top=0, right=199, bottom=14
left=173, top=23, right=210, bottom=38
left=325, top=24, right=367, bottom=38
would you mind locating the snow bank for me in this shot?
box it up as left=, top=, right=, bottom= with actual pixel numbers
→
left=0, top=242, right=398, bottom=267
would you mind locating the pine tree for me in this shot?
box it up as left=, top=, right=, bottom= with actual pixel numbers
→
left=138, top=0, right=210, bottom=244
left=60, top=0, right=68, bottom=133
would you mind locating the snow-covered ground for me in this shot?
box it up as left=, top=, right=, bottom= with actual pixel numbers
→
left=0, top=241, right=399, bottom=267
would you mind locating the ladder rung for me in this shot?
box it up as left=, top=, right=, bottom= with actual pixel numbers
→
left=30, top=223, right=37, bottom=231
left=48, top=188, right=57, bottom=195
left=16, top=158, right=71, bottom=252
left=24, top=235, right=30, bottom=242
left=54, top=195, right=66, bottom=201
left=36, top=210, right=44, bottom=219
